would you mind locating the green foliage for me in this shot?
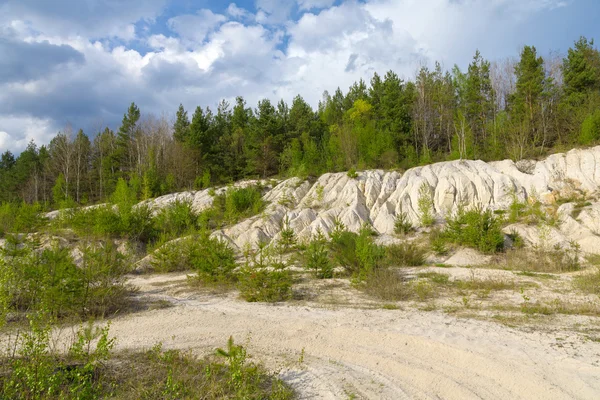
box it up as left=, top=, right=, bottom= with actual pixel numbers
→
left=429, top=228, right=448, bottom=255
left=238, top=244, right=293, bottom=302
left=329, top=225, right=385, bottom=281
left=0, top=202, right=45, bottom=238
left=153, top=200, right=199, bottom=238
left=444, top=206, right=504, bottom=254
left=347, top=168, right=358, bottom=179
left=304, top=230, right=333, bottom=279
left=1, top=316, right=115, bottom=399
left=417, top=183, right=435, bottom=227
left=117, top=340, right=294, bottom=399
left=579, top=109, right=600, bottom=145
left=191, top=234, right=238, bottom=285
left=1, top=237, right=131, bottom=320
left=277, top=217, right=297, bottom=253
left=152, top=232, right=237, bottom=282
left=212, top=186, right=266, bottom=225
left=384, top=242, right=426, bottom=267
left=393, top=207, right=413, bottom=235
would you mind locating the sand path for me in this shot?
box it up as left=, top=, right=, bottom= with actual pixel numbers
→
left=107, top=273, right=600, bottom=399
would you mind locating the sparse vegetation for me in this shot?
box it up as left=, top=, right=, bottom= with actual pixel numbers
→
left=417, top=183, right=435, bottom=227
left=393, top=207, right=413, bottom=235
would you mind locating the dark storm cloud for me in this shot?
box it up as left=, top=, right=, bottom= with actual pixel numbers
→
left=0, top=37, right=84, bottom=82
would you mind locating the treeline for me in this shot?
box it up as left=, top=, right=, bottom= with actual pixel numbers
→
left=2, top=37, right=600, bottom=207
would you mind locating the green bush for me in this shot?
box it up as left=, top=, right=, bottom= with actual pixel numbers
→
left=111, top=339, right=294, bottom=399
left=0, top=202, right=46, bottom=237
left=417, top=183, right=435, bottom=227
left=304, top=231, right=333, bottom=279
left=384, top=242, right=426, bottom=267
left=444, top=207, right=504, bottom=254
left=0, top=317, right=115, bottom=399
left=238, top=244, right=293, bottom=302
left=215, top=186, right=265, bottom=223
left=189, top=233, right=238, bottom=285
left=153, top=200, right=199, bottom=239
left=579, top=109, right=600, bottom=145
left=429, top=228, right=448, bottom=255
left=329, top=226, right=385, bottom=281
left=1, top=236, right=132, bottom=320
left=394, top=207, right=413, bottom=235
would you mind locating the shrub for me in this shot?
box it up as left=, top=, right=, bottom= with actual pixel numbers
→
left=329, top=226, right=384, bottom=281
left=0, top=202, right=46, bottom=237
left=347, top=168, right=358, bottom=179
left=150, top=237, right=196, bottom=273
left=112, top=339, right=294, bottom=399
left=1, top=236, right=132, bottom=320
left=304, top=231, right=333, bottom=279
left=189, top=233, right=238, bottom=285
left=444, top=206, right=504, bottom=254
left=384, top=242, right=426, bottom=267
left=222, top=186, right=265, bottom=223
left=238, top=244, right=293, bottom=302
left=363, top=268, right=410, bottom=301
left=0, top=317, right=115, bottom=399
left=429, top=228, right=449, bottom=255
left=394, top=207, right=413, bottom=235
left=417, top=183, right=435, bottom=227
left=579, top=109, right=600, bottom=145
left=153, top=200, right=199, bottom=239
left=277, top=217, right=297, bottom=253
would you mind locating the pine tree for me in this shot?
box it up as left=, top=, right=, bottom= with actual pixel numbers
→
left=173, top=104, right=190, bottom=143
left=116, top=102, right=141, bottom=173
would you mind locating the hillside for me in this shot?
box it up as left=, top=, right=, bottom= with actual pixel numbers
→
left=141, top=145, right=600, bottom=254
left=3, top=146, right=600, bottom=399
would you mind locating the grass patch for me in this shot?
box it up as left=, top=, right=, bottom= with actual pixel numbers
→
left=0, top=321, right=294, bottom=400
left=574, top=267, right=600, bottom=296
left=521, top=299, right=600, bottom=316
left=514, top=271, right=558, bottom=279
left=488, top=245, right=581, bottom=273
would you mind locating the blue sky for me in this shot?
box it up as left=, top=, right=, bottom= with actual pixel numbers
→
left=0, top=0, right=598, bottom=153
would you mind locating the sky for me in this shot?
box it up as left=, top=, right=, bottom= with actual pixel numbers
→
left=0, top=0, right=598, bottom=153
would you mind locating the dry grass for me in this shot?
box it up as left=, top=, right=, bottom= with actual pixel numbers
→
left=488, top=247, right=581, bottom=273
left=573, top=267, right=600, bottom=296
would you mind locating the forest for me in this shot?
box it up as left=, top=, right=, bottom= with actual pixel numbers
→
left=1, top=37, right=600, bottom=208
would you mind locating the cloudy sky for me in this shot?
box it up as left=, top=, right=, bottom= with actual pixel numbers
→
left=0, top=0, right=598, bottom=153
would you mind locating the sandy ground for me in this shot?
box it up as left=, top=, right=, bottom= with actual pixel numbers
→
left=100, top=273, right=600, bottom=400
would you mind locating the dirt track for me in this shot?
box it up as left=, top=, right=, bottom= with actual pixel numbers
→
left=106, top=273, right=600, bottom=399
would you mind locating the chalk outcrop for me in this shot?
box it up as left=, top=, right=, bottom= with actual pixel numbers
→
left=144, top=146, right=600, bottom=253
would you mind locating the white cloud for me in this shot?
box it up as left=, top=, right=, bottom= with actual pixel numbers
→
left=0, top=0, right=580, bottom=153
left=227, top=3, right=254, bottom=21
left=255, top=0, right=295, bottom=24
left=167, top=9, right=227, bottom=45
left=297, top=0, right=337, bottom=10
left=0, top=116, right=56, bottom=153
left=0, top=0, right=167, bottom=40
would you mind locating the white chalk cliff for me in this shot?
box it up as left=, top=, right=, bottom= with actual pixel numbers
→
left=145, top=146, right=600, bottom=254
